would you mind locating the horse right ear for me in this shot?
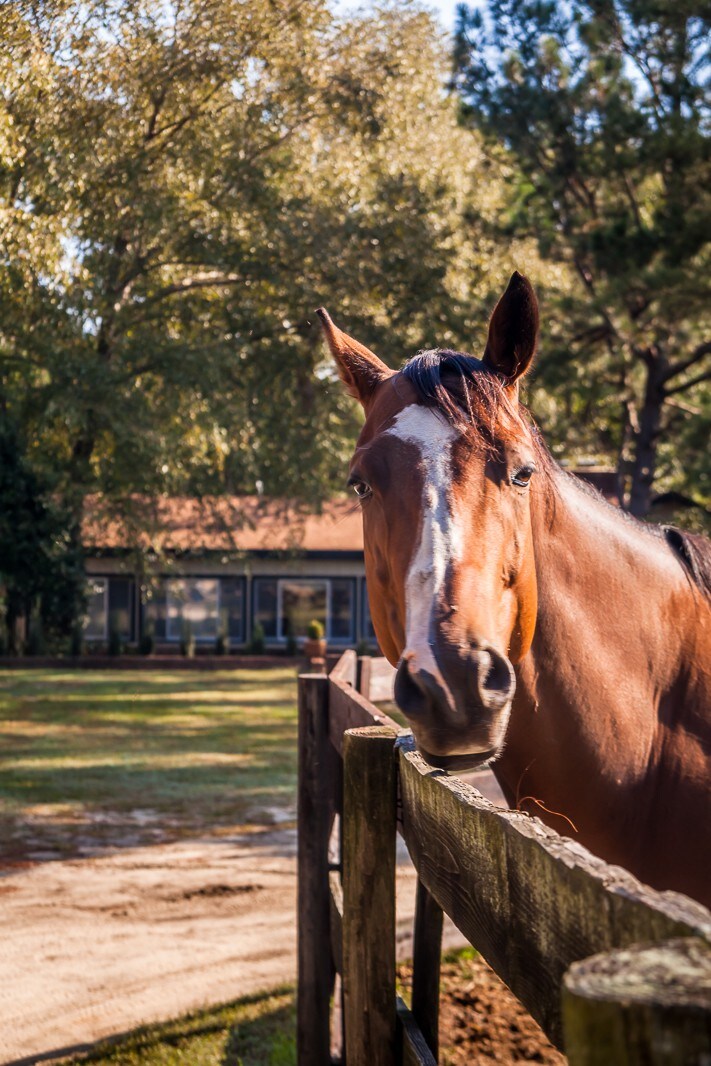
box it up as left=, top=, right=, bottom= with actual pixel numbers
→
left=483, top=272, right=539, bottom=387
left=316, top=309, right=393, bottom=410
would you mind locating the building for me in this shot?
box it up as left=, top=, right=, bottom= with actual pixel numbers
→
left=82, top=496, right=375, bottom=651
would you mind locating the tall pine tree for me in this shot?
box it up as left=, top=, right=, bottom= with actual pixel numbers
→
left=454, top=0, right=711, bottom=514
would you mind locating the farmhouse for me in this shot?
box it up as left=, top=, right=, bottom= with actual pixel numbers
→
left=81, top=496, right=375, bottom=651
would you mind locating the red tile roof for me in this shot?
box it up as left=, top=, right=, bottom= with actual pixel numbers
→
left=82, top=496, right=365, bottom=554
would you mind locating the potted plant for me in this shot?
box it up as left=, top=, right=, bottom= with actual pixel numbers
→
left=304, top=618, right=326, bottom=660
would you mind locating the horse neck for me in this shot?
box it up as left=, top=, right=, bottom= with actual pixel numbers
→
left=498, top=468, right=708, bottom=821
left=526, top=468, right=698, bottom=675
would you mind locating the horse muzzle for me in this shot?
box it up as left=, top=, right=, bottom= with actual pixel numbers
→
left=394, top=644, right=515, bottom=771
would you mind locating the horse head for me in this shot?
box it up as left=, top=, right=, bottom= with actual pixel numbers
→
left=319, top=272, right=541, bottom=771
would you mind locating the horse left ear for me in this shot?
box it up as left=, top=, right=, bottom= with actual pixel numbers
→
left=483, top=272, right=539, bottom=387
left=316, top=308, right=393, bottom=409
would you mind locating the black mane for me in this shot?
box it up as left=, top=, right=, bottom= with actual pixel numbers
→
left=663, top=526, right=711, bottom=601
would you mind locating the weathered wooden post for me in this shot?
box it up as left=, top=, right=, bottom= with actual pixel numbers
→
left=563, top=937, right=711, bottom=1065
left=297, top=673, right=336, bottom=1065
left=342, top=725, right=398, bottom=1066
left=411, top=879, right=443, bottom=1059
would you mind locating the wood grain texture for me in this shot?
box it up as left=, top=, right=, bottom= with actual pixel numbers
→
left=358, top=656, right=396, bottom=702
left=396, top=996, right=438, bottom=1066
left=297, top=673, right=336, bottom=1066
left=397, top=739, right=711, bottom=1049
left=411, top=879, right=443, bottom=1059
left=563, top=938, right=711, bottom=1065
left=343, top=727, right=399, bottom=1066
left=328, top=677, right=402, bottom=756
left=329, top=870, right=343, bottom=977
left=330, top=648, right=358, bottom=686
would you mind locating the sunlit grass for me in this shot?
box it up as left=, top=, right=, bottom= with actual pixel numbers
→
left=0, top=668, right=298, bottom=860
left=54, top=986, right=297, bottom=1066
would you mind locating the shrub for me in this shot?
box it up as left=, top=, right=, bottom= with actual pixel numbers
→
left=69, top=625, right=85, bottom=657
left=307, top=619, right=324, bottom=641
left=108, top=629, right=123, bottom=657
left=250, top=622, right=265, bottom=655
left=139, top=628, right=155, bottom=656
left=214, top=631, right=230, bottom=656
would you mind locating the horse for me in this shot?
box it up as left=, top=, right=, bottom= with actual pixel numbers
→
left=317, top=272, right=711, bottom=908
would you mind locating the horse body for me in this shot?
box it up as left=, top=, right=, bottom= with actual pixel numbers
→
left=317, top=274, right=711, bottom=906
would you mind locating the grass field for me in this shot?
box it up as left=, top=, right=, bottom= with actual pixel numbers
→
left=0, top=668, right=298, bottom=863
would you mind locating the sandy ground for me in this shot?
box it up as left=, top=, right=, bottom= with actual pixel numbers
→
left=0, top=771, right=503, bottom=1066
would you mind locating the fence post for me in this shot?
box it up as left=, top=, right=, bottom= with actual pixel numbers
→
left=412, top=879, right=443, bottom=1059
left=562, top=938, right=711, bottom=1065
left=356, top=655, right=372, bottom=700
left=343, top=726, right=398, bottom=1066
left=297, top=673, right=335, bottom=1065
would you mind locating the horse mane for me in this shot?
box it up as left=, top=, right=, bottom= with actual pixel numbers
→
left=401, top=348, right=555, bottom=470
left=663, top=526, right=711, bottom=601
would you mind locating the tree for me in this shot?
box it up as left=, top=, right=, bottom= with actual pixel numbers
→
left=453, top=0, right=711, bottom=515
left=0, top=0, right=515, bottom=533
left=0, top=417, right=85, bottom=652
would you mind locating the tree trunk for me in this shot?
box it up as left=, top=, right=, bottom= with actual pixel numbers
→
left=627, top=355, right=667, bottom=518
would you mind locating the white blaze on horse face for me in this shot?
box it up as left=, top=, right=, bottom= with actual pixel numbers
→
left=386, top=404, right=462, bottom=687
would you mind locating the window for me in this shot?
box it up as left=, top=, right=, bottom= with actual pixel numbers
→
left=280, top=581, right=327, bottom=639
left=143, top=583, right=167, bottom=640
left=84, top=578, right=107, bottom=640
left=253, top=577, right=357, bottom=644
left=254, top=579, right=278, bottom=639
left=144, top=577, right=245, bottom=643
left=331, top=579, right=355, bottom=641
left=221, top=578, right=245, bottom=643
left=108, top=578, right=134, bottom=641
left=166, top=578, right=219, bottom=641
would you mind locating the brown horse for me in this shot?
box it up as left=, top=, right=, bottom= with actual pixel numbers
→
left=317, top=273, right=711, bottom=907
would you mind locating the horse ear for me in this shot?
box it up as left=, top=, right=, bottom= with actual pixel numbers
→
left=316, top=308, right=393, bottom=409
left=483, top=272, right=539, bottom=386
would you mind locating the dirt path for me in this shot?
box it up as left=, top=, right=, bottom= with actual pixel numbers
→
left=0, top=826, right=466, bottom=1065
left=1, top=770, right=504, bottom=1065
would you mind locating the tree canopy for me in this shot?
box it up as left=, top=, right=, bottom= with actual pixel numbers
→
left=0, top=0, right=516, bottom=519
left=454, top=0, right=711, bottom=515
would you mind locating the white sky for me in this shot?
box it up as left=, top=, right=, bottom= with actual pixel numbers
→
left=334, top=1, right=463, bottom=32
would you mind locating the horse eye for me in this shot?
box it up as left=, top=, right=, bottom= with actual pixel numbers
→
left=349, top=478, right=372, bottom=500
left=511, top=464, right=536, bottom=488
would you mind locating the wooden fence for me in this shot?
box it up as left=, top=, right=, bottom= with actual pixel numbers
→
left=297, top=652, right=711, bottom=1065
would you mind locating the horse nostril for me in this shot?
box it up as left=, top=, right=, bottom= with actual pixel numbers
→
left=476, top=647, right=515, bottom=711
left=394, top=657, right=428, bottom=718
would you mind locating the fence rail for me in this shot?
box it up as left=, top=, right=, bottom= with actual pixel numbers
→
left=297, top=653, right=711, bottom=1064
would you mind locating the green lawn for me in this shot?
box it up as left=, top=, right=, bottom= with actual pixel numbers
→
left=0, top=668, right=298, bottom=862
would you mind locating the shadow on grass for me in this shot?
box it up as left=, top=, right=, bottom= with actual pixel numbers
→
left=18, top=987, right=297, bottom=1066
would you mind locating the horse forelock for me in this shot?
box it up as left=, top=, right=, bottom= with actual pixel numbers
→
left=401, top=348, right=551, bottom=471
